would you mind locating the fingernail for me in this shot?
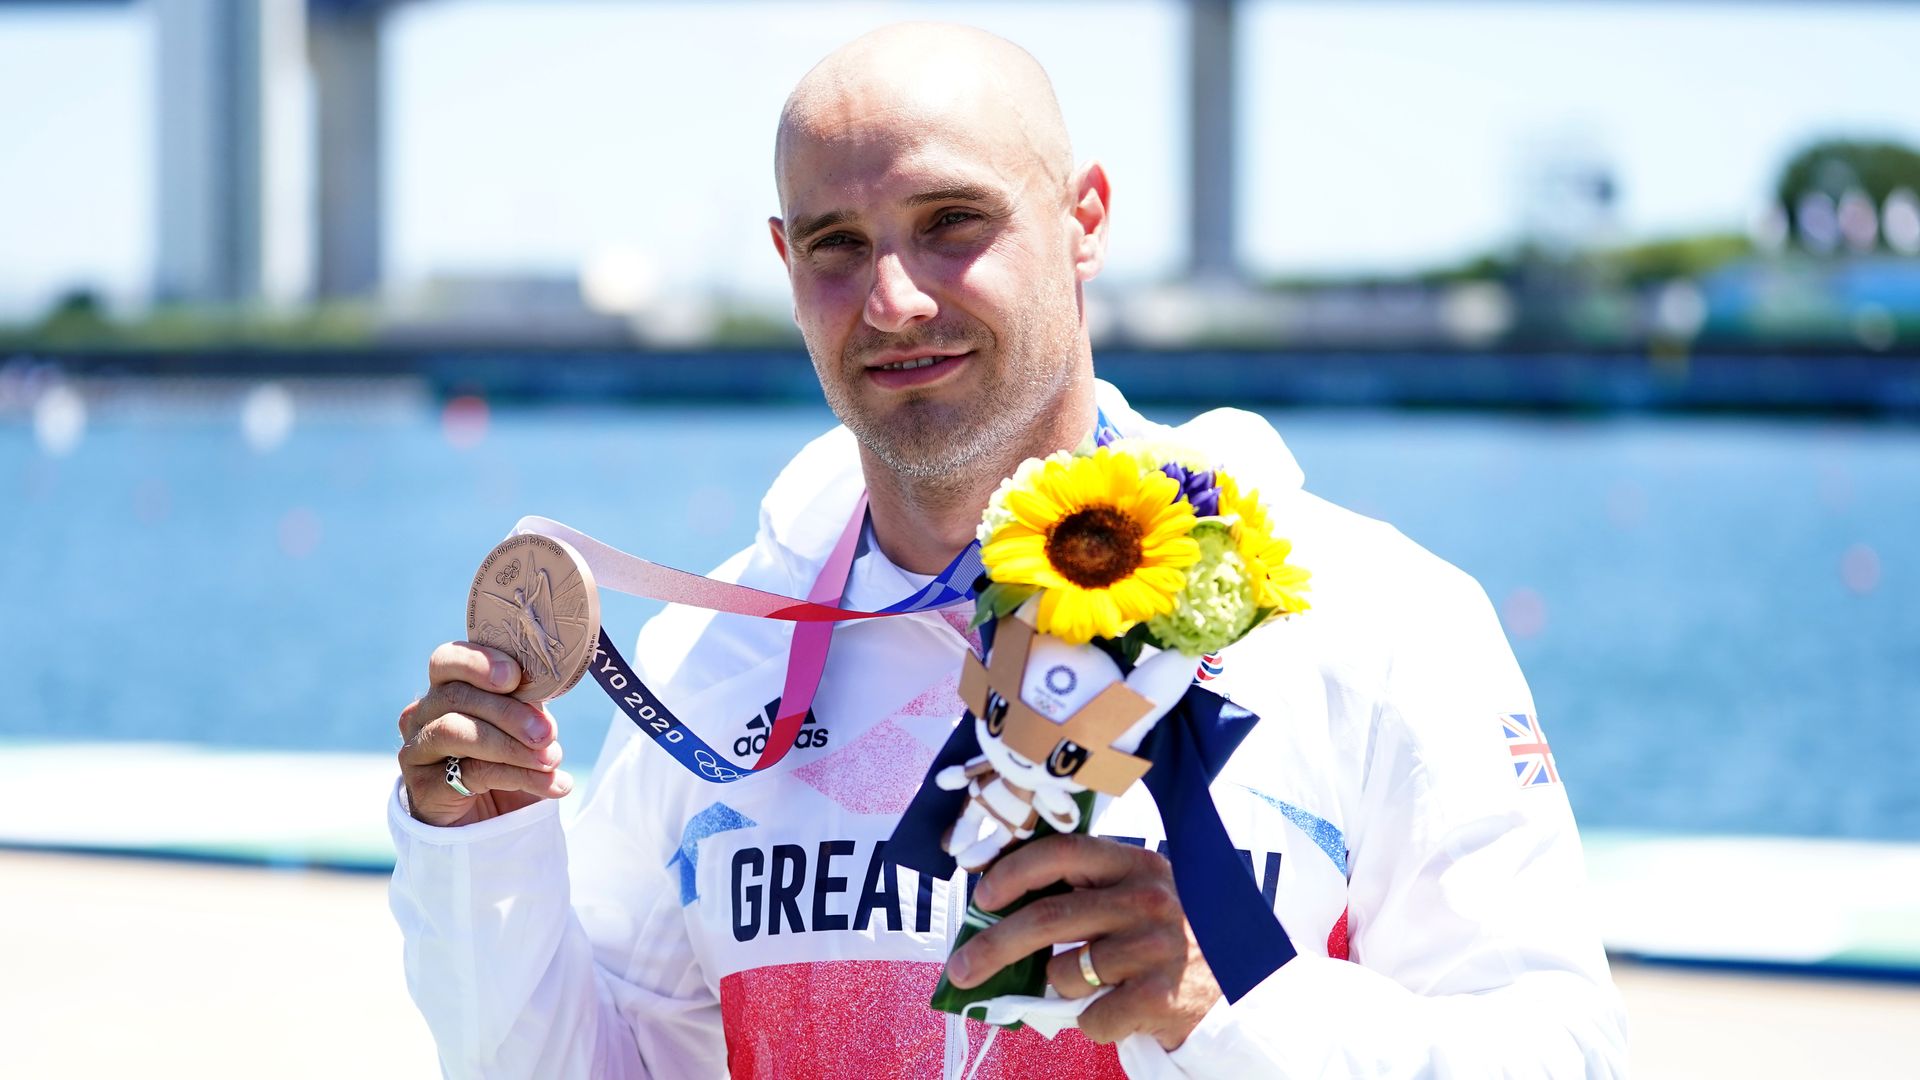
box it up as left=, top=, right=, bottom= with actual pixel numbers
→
left=527, top=714, right=552, bottom=742
left=973, top=881, right=996, bottom=909
left=554, top=771, right=574, bottom=794
left=947, top=952, right=973, bottom=987
left=539, top=742, right=563, bottom=765
left=491, top=658, right=513, bottom=687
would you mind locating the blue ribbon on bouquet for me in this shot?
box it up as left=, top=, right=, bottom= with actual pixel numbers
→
left=883, top=622, right=1297, bottom=1003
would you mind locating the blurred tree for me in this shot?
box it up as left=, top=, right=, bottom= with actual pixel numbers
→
left=1594, top=232, right=1755, bottom=287
left=1775, top=139, right=1920, bottom=250
left=34, top=288, right=115, bottom=345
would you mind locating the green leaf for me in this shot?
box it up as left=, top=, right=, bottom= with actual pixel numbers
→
left=971, top=582, right=1037, bottom=628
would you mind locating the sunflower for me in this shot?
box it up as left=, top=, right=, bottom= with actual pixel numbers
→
left=1216, top=473, right=1311, bottom=615
left=980, top=446, right=1201, bottom=644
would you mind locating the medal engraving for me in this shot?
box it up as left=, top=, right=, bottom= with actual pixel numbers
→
left=467, top=534, right=601, bottom=702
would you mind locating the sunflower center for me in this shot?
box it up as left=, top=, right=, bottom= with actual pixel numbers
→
left=1045, top=505, right=1145, bottom=589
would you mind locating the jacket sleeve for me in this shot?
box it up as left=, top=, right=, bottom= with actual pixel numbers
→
left=1133, top=559, right=1629, bottom=1078
left=387, top=723, right=727, bottom=1079
left=386, top=564, right=773, bottom=1079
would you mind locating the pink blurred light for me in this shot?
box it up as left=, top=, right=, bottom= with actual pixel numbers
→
left=1605, top=481, right=1647, bottom=530
left=1840, top=544, right=1881, bottom=596
left=1818, top=465, right=1855, bottom=512
left=279, top=507, right=323, bottom=559
left=1502, top=587, right=1549, bottom=639
left=441, top=395, right=491, bottom=450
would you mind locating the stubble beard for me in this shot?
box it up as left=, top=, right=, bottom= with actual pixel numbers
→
left=819, top=300, right=1081, bottom=487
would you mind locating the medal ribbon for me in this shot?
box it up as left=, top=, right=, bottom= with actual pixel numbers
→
left=512, top=504, right=980, bottom=781
left=511, top=407, right=1120, bottom=782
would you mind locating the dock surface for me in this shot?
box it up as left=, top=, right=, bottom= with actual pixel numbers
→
left=6, top=848, right=1917, bottom=1078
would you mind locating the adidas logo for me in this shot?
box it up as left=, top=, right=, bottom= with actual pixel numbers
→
left=733, top=696, right=830, bottom=758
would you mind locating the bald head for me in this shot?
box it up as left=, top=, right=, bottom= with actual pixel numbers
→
left=775, top=23, right=1074, bottom=212
left=766, top=23, right=1110, bottom=498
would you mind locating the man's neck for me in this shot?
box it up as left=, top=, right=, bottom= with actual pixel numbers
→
left=862, top=382, right=1098, bottom=576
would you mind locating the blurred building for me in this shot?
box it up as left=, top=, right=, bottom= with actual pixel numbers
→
left=145, top=0, right=1244, bottom=308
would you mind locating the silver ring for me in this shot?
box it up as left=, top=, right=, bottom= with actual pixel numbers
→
left=444, top=756, right=476, bottom=797
left=1077, top=944, right=1103, bottom=989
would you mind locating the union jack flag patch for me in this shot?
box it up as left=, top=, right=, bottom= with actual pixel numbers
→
left=1502, top=712, right=1560, bottom=787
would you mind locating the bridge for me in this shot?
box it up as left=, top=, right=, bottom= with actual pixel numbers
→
left=5, top=0, right=1245, bottom=304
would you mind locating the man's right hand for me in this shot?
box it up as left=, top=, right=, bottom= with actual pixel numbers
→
left=398, top=642, right=574, bottom=827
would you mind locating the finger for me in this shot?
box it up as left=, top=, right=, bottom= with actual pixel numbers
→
left=946, top=886, right=1139, bottom=989
left=1075, top=975, right=1175, bottom=1046
left=1046, top=931, right=1180, bottom=1001
left=428, top=640, right=523, bottom=695
left=400, top=711, right=564, bottom=773
left=410, top=678, right=554, bottom=749
left=408, top=758, right=574, bottom=802
left=973, top=833, right=1149, bottom=910
left=407, top=757, right=572, bottom=807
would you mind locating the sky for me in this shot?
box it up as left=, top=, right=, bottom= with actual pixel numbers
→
left=2, top=0, right=1919, bottom=318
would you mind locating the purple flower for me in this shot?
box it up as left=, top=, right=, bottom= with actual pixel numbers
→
left=1160, top=463, right=1219, bottom=518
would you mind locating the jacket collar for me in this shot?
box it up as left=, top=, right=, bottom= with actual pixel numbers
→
left=753, top=379, right=1307, bottom=579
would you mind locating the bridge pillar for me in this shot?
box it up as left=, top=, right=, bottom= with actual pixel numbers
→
left=155, top=0, right=263, bottom=304
left=310, top=5, right=383, bottom=300
left=154, top=0, right=306, bottom=305
left=1187, top=0, right=1240, bottom=284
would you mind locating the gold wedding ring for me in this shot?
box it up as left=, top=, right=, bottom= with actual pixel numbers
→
left=1077, top=944, right=1103, bottom=989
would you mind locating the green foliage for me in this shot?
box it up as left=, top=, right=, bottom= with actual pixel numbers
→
left=1775, top=138, right=1920, bottom=247
left=971, top=582, right=1037, bottom=629
left=3, top=296, right=378, bottom=351
left=707, top=308, right=801, bottom=346
left=1593, top=231, right=1755, bottom=287
left=32, top=289, right=115, bottom=346
left=1777, top=139, right=1920, bottom=205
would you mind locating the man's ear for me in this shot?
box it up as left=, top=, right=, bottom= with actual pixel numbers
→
left=1068, top=160, right=1112, bottom=282
left=768, top=216, right=791, bottom=267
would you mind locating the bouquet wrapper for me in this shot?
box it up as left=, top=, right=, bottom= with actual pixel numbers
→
left=926, top=791, right=1095, bottom=1032
left=886, top=619, right=1299, bottom=1031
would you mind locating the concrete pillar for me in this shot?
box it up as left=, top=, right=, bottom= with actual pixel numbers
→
left=155, top=0, right=264, bottom=304
left=154, top=0, right=307, bottom=306
left=310, top=5, right=383, bottom=300
left=1187, top=0, right=1240, bottom=284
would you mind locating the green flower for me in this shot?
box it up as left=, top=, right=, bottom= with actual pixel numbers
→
left=1145, top=521, right=1259, bottom=655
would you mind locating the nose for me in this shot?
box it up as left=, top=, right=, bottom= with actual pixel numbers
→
left=864, top=250, right=937, bottom=333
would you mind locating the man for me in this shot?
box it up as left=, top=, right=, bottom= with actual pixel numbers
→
left=391, top=23, right=1627, bottom=1078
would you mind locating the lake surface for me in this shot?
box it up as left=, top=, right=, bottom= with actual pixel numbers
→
left=3, top=381, right=1915, bottom=840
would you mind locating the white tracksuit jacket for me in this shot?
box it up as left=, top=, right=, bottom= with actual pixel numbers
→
left=389, top=381, right=1629, bottom=1078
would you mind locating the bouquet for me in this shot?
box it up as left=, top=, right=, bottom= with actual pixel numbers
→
left=927, top=439, right=1311, bottom=1030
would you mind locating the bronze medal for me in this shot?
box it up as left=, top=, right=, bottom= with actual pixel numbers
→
left=466, top=533, right=601, bottom=702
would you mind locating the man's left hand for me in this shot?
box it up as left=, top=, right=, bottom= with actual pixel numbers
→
left=943, top=833, right=1221, bottom=1049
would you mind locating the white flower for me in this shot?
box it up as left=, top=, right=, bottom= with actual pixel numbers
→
left=976, top=451, right=1073, bottom=546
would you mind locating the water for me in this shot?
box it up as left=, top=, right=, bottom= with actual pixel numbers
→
left=3, top=384, right=1915, bottom=840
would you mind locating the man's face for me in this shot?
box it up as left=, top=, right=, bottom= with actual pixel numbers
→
left=772, top=111, right=1087, bottom=480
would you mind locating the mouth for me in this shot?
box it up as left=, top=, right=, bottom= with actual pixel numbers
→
left=865, top=351, right=973, bottom=390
